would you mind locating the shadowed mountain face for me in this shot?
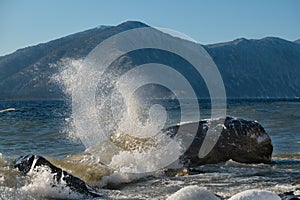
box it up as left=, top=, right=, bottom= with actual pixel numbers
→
left=0, top=21, right=299, bottom=99
left=0, top=21, right=148, bottom=99
left=205, top=37, right=300, bottom=98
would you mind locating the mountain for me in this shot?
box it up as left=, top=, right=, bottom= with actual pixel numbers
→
left=205, top=37, right=300, bottom=98
left=0, top=21, right=299, bottom=99
left=295, top=39, right=300, bottom=44
left=0, top=21, right=148, bottom=99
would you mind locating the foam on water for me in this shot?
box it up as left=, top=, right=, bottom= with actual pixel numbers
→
left=99, top=135, right=183, bottom=186
left=1, top=142, right=299, bottom=199
left=21, top=166, right=83, bottom=200
left=0, top=158, right=85, bottom=200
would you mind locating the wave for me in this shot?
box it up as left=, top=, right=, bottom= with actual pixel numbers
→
left=0, top=108, right=15, bottom=113
left=46, top=129, right=183, bottom=187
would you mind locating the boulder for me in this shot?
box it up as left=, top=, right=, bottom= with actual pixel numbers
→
left=166, top=116, right=273, bottom=165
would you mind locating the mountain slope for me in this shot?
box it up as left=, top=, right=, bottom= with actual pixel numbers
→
left=0, top=21, right=299, bottom=99
left=0, top=21, right=148, bottom=99
left=205, top=37, right=300, bottom=98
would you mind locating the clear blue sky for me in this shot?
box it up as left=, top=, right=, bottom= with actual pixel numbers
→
left=1, top=0, right=299, bottom=56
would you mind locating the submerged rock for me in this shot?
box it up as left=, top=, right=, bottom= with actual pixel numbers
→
left=166, top=116, right=273, bottom=165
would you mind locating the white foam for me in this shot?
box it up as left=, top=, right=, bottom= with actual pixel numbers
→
left=109, top=136, right=182, bottom=173
left=21, top=166, right=83, bottom=200
left=0, top=187, right=30, bottom=200
left=101, top=170, right=142, bottom=186
left=166, top=185, right=220, bottom=200
left=0, top=108, right=15, bottom=113
left=100, top=134, right=183, bottom=185
left=0, top=176, right=4, bottom=184
left=229, top=189, right=281, bottom=200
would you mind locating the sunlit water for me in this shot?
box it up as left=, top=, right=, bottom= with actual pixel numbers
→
left=0, top=99, right=299, bottom=199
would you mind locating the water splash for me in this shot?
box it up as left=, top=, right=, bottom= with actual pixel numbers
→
left=51, top=26, right=226, bottom=177
left=51, top=57, right=184, bottom=180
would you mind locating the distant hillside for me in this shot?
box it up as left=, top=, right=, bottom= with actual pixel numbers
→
left=295, top=39, right=300, bottom=44
left=0, top=21, right=299, bottom=99
left=205, top=37, right=300, bottom=98
left=0, top=21, right=148, bottom=99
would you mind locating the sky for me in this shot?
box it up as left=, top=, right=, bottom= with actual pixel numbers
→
left=0, top=0, right=299, bottom=56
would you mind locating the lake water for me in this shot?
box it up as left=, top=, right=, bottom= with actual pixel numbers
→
left=0, top=99, right=299, bottom=199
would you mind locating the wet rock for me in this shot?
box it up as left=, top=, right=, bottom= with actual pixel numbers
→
left=14, top=154, right=104, bottom=198
left=166, top=116, right=273, bottom=165
left=279, top=191, right=300, bottom=200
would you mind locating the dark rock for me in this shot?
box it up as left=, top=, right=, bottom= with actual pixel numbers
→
left=279, top=191, right=300, bottom=200
left=14, top=154, right=104, bottom=198
left=166, top=116, right=273, bottom=165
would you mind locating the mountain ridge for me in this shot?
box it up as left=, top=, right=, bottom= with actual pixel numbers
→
left=0, top=21, right=299, bottom=99
left=204, top=36, right=300, bottom=98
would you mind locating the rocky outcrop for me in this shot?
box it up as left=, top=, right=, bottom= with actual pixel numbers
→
left=166, top=116, right=273, bottom=165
